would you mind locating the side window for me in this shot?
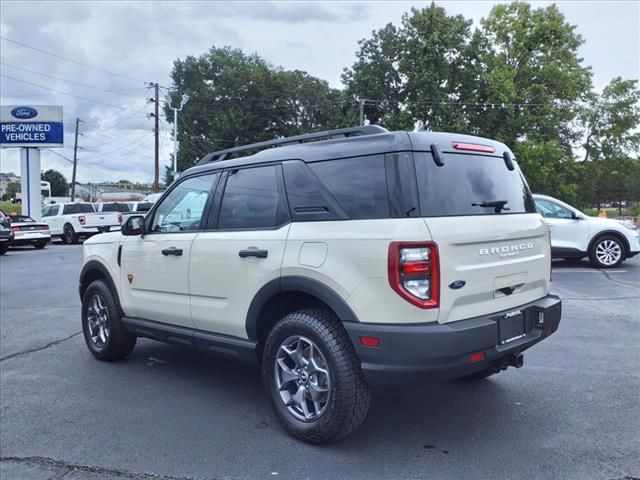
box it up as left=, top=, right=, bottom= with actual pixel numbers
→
left=218, top=165, right=289, bottom=229
left=536, top=199, right=573, bottom=219
left=150, top=173, right=218, bottom=232
left=42, top=206, right=51, bottom=217
left=308, top=155, right=390, bottom=219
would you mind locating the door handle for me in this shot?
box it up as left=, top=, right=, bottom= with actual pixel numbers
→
left=239, top=249, right=268, bottom=259
left=162, top=247, right=183, bottom=256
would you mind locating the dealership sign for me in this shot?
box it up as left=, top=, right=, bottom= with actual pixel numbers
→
left=0, top=105, right=64, bottom=148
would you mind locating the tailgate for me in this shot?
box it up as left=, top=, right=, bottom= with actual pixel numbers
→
left=83, top=212, right=120, bottom=227
left=424, top=214, right=551, bottom=324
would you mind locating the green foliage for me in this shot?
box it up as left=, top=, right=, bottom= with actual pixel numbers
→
left=41, top=169, right=69, bottom=197
left=4, top=181, right=20, bottom=201
left=165, top=47, right=352, bottom=173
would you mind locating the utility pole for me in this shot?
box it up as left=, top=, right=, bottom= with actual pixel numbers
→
left=153, top=83, right=160, bottom=193
left=70, top=117, right=80, bottom=202
left=356, top=97, right=365, bottom=126
left=169, top=94, right=189, bottom=181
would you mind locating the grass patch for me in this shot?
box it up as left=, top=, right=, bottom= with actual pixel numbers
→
left=0, top=201, right=21, bottom=215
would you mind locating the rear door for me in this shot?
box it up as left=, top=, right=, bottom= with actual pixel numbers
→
left=414, top=150, right=550, bottom=324
left=119, top=173, right=219, bottom=328
left=189, top=164, right=290, bottom=339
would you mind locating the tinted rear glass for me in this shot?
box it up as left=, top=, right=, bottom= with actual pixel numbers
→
left=136, top=202, right=153, bottom=212
left=63, top=203, right=95, bottom=215
left=102, top=203, right=130, bottom=212
left=309, top=155, right=390, bottom=220
left=414, top=152, right=535, bottom=216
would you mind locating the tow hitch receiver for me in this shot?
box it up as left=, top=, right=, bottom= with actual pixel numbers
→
left=492, top=353, right=524, bottom=372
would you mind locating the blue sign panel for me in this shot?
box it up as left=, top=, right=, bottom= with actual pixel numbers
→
left=0, top=122, right=64, bottom=145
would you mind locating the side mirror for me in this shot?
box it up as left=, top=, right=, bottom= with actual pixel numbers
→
left=572, top=213, right=584, bottom=220
left=121, top=215, right=145, bottom=236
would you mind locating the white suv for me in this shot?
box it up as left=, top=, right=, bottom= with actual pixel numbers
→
left=533, top=194, right=640, bottom=268
left=79, top=126, right=561, bottom=443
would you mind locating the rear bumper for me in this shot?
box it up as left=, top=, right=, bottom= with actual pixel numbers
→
left=12, top=232, right=51, bottom=245
left=344, top=295, right=561, bottom=388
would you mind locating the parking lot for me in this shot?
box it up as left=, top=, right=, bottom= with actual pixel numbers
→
left=1, top=243, right=638, bottom=480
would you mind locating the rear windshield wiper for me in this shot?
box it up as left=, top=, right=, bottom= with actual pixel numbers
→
left=471, top=200, right=510, bottom=213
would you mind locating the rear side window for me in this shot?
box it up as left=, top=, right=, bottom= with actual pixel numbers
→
left=414, top=152, right=535, bottom=216
left=63, top=203, right=94, bottom=215
left=102, top=203, right=131, bottom=213
left=218, top=165, right=289, bottom=229
left=309, top=155, right=389, bottom=219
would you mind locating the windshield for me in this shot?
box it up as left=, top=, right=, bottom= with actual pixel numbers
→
left=102, top=203, right=131, bottom=212
left=414, top=152, right=536, bottom=216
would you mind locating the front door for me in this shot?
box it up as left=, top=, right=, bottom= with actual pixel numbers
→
left=190, top=165, right=290, bottom=339
left=535, top=198, right=590, bottom=253
left=119, top=173, right=220, bottom=328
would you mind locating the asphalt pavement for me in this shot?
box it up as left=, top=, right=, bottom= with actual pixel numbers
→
left=1, top=243, right=639, bottom=480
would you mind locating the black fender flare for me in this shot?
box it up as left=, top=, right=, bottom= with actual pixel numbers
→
left=587, top=230, right=631, bottom=257
left=79, top=260, right=123, bottom=314
left=245, top=276, right=360, bottom=341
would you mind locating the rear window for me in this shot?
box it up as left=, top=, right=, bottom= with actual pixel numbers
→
left=136, top=202, right=153, bottom=212
left=102, top=203, right=130, bottom=212
left=63, top=203, right=95, bottom=215
left=308, top=155, right=390, bottom=220
left=414, top=152, right=535, bottom=216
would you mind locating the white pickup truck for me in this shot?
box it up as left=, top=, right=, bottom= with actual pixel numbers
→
left=42, top=203, right=121, bottom=244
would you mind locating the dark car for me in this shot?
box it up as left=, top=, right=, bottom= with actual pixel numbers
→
left=0, top=210, right=15, bottom=255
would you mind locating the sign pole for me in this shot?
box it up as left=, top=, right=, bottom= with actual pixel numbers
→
left=20, top=147, right=42, bottom=221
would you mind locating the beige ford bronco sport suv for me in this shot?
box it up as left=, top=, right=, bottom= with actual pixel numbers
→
left=79, top=126, right=561, bottom=443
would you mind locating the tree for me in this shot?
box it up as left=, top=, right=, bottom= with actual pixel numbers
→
left=5, top=181, right=20, bottom=201
left=164, top=47, right=349, bottom=175
left=581, top=77, right=640, bottom=162
left=42, top=169, right=69, bottom=196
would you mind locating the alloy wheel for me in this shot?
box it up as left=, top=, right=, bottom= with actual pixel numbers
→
left=87, top=294, right=110, bottom=347
left=595, top=239, right=622, bottom=266
left=274, top=335, right=331, bottom=422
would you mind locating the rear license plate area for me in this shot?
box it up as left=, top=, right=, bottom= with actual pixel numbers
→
left=499, top=311, right=525, bottom=345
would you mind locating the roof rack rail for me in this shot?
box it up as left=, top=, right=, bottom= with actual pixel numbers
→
left=196, top=125, right=388, bottom=165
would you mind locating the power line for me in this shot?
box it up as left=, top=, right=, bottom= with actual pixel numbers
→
left=1, top=73, right=142, bottom=110
left=80, top=131, right=154, bottom=161
left=1, top=62, right=142, bottom=98
left=44, top=149, right=74, bottom=165
left=0, top=35, right=146, bottom=84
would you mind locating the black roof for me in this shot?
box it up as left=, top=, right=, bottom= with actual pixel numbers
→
left=183, top=126, right=513, bottom=177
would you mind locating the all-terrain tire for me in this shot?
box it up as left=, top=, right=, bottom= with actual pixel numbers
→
left=262, top=309, right=370, bottom=444
left=82, top=279, right=136, bottom=361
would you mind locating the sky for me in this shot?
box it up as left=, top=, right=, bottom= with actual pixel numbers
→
left=1, top=0, right=638, bottom=184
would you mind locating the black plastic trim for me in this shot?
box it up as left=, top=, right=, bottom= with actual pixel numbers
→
left=344, top=294, right=561, bottom=387
left=245, top=276, right=359, bottom=341
left=587, top=230, right=631, bottom=258
left=78, top=260, right=123, bottom=314
left=121, top=317, right=258, bottom=365
left=551, top=246, right=586, bottom=258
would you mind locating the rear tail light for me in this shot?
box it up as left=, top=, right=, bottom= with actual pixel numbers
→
left=11, top=226, right=21, bottom=232
left=388, top=242, right=439, bottom=309
left=79, top=216, right=86, bottom=225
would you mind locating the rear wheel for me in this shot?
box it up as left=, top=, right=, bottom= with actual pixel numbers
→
left=0, top=244, right=7, bottom=255
left=262, top=309, right=370, bottom=444
left=82, top=280, right=136, bottom=361
left=589, top=235, right=625, bottom=269
left=62, top=225, right=78, bottom=244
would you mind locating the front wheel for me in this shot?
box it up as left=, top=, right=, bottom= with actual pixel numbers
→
left=0, top=244, right=7, bottom=255
left=82, top=280, right=136, bottom=361
left=589, top=235, right=625, bottom=269
left=262, top=309, right=371, bottom=444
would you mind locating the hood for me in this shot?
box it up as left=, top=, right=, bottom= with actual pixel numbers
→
left=586, top=216, right=635, bottom=229
left=83, top=231, right=122, bottom=245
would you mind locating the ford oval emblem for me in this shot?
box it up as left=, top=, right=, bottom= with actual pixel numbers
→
left=449, top=280, right=466, bottom=290
left=11, top=106, right=38, bottom=119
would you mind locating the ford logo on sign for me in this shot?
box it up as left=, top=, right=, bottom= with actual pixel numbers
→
left=11, top=106, right=38, bottom=119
